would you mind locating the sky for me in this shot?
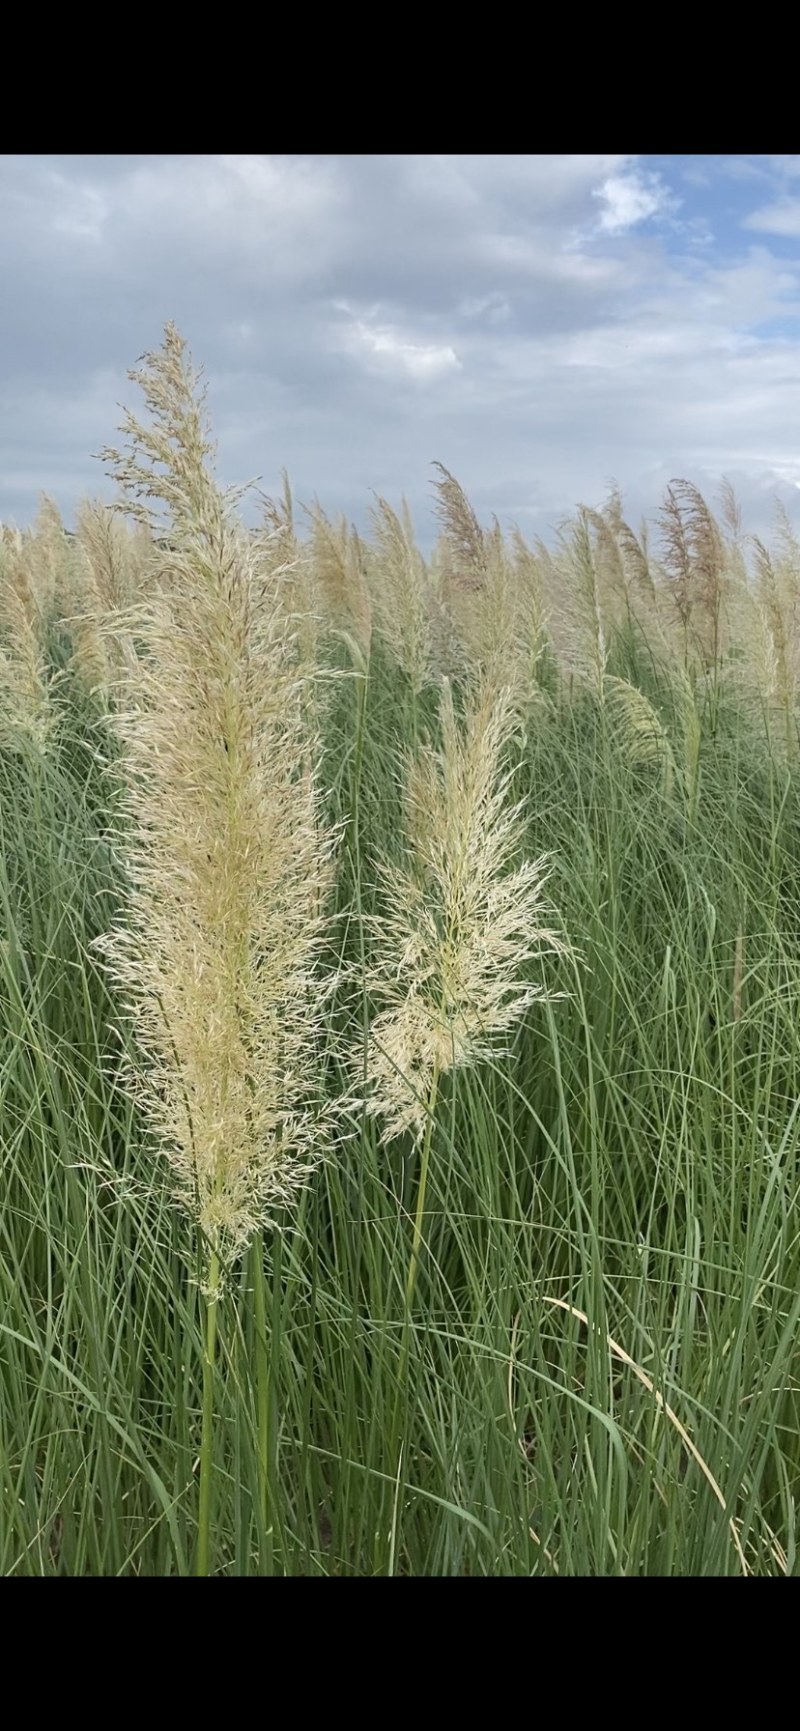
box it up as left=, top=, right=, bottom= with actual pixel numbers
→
left=5, top=152, right=800, bottom=545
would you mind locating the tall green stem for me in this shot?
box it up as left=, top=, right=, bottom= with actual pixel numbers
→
left=252, top=1232, right=271, bottom=1568
left=196, top=1246, right=220, bottom=1577
left=351, top=665, right=370, bottom=1081
left=405, top=1062, right=440, bottom=1314
left=387, top=1063, right=441, bottom=1570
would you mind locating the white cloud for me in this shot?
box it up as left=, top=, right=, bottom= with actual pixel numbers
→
left=457, top=293, right=511, bottom=324
left=743, top=197, right=800, bottom=237
left=334, top=304, right=461, bottom=381
left=593, top=169, right=676, bottom=234
left=764, top=155, right=800, bottom=179
left=45, top=172, right=109, bottom=242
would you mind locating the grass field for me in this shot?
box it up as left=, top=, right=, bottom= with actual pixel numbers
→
left=1, top=325, right=799, bottom=1576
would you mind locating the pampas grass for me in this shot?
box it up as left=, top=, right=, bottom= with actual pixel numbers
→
left=0, top=528, right=58, bottom=753
left=100, top=327, right=336, bottom=1261
left=366, top=496, right=442, bottom=695
left=363, top=677, right=567, bottom=1311
left=433, top=465, right=547, bottom=705
left=96, top=326, right=337, bottom=1572
left=5, top=336, right=800, bottom=1576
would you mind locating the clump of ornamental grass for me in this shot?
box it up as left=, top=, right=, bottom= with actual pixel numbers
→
left=536, top=504, right=692, bottom=806
left=658, top=479, right=731, bottom=678
left=0, top=531, right=59, bottom=754
left=433, top=465, right=548, bottom=707
left=687, top=483, right=800, bottom=766
left=307, top=502, right=372, bottom=661
left=96, top=324, right=338, bottom=1574
left=748, top=528, right=800, bottom=762
left=549, top=498, right=663, bottom=701
left=64, top=500, right=156, bottom=701
left=604, top=674, right=677, bottom=799
left=544, top=510, right=609, bottom=701
left=22, top=495, right=71, bottom=621
left=366, top=495, right=444, bottom=696
left=75, top=497, right=154, bottom=613
left=363, top=675, right=568, bottom=1308
left=600, top=488, right=659, bottom=617
left=579, top=497, right=671, bottom=684
left=260, top=472, right=320, bottom=674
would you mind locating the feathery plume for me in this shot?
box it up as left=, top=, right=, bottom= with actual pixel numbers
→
left=367, top=495, right=442, bottom=694
left=65, top=503, right=155, bottom=699
left=545, top=511, right=608, bottom=700
left=97, top=324, right=337, bottom=1265
left=604, top=675, right=676, bottom=797
left=432, top=465, right=547, bottom=705
left=307, top=503, right=372, bottom=659
left=658, top=480, right=728, bottom=672
left=363, top=678, right=566, bottom=1145
left=0, top=534, right=57, bottom=752
left=259, top=473, right=324, bottom=678
left=750, top=535, right=800, bottom=759
left=24, top=495, right=70, bottom=620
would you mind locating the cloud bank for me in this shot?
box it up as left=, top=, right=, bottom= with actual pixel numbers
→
left=4, top=153, right=800, bottom=543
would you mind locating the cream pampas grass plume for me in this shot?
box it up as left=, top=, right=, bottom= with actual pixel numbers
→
left=364, top=678, right=567, bottom=1304
left=97, top=325, right=337, bottom=1572
left=604, top=675, right=676, bottom=799
left=365, top=679, right=565, bottom=1142
left=98, top=325, right=336, bottom=1265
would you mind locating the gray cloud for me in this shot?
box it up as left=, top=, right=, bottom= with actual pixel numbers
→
left=3, top=153, right=800, bottom=545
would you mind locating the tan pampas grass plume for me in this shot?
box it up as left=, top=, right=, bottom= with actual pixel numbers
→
left=545, top=510, right=608, bottom=700
left=367, top=495, right=443, bottom=694
left=23, top=495, right=70, bottom=621
left=581, top=495, right=664, bottom=661
left=658, top=480, right=729, bottom=675
left=97, top=325, right=337, bottom=1266
left=62, top=503, right=158, bottom=701
left=258, top=472, right=326, bottom=681
left=74, top=497, right=154, bottom=614
left=69, top=501, right=155, bottom=694
left=0, top=532, right=58, bottom=753
left=600, top=489, right=659, bottom=615
left=750, top=534, right=800, bottom=760
left=307, top=502, right=372, bottom=660
left=432, top=464, right=548, bottom=706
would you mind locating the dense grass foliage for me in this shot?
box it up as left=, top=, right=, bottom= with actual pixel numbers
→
left=1, top=330, right=799, bottom=1575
